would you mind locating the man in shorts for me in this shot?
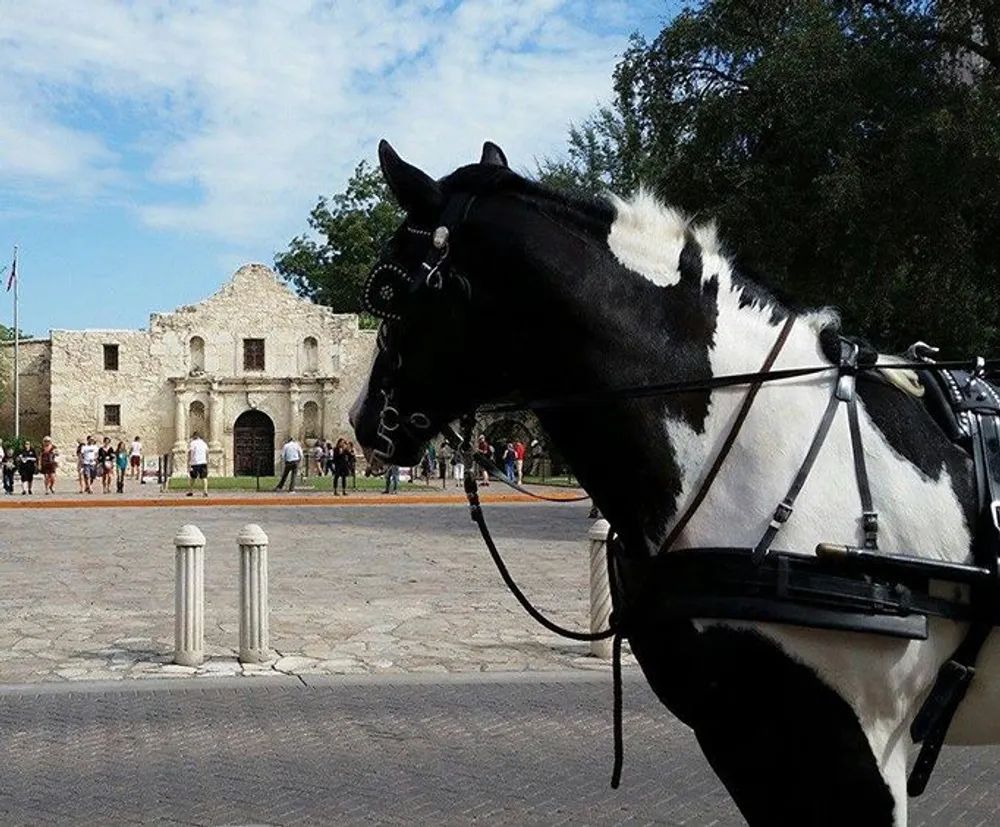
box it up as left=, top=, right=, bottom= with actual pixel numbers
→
left=130, top=435, right=143, bottom=481
left=187, top=431, right=210, bottom=497
left=80, top=435, right=99, bottom=494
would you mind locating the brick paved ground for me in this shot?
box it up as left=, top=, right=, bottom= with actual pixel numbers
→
left=0, top=674, right=998, bottom=826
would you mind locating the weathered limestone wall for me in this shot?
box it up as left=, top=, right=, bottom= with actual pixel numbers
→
left=154, top=264, right=375, bottom=475
left=0, top=339, right=52, bottom=441
left=49, top=329, right=172, bottom=466
left=4, top=264, right=377, bottom=476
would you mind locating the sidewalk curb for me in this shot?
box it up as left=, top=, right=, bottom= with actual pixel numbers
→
left=0, top=668, right=640, bottom=696
left=0, top=492, right=588, bottom=509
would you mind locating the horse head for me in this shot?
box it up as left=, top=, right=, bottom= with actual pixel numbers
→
left=351, top=141, right=726, bottom=546
left=350, top=141, right=526, bottom=465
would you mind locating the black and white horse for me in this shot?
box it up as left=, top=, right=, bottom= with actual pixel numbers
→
left=350, top=140, right=1000, bottom=826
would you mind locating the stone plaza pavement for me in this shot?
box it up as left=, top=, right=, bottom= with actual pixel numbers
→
left=3, top=490, right=1000, bottom=825
left=0, top=485, right=622, bottom=685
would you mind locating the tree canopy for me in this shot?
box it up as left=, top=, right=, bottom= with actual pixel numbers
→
left=274, top=161, right=402, bottom=325
left=279, top=1, right=1000, bottom=356
left=549, top=0, right=1000, bottom=356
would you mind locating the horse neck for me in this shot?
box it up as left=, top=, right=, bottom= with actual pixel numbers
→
left=527, top=268, right=828, bottom=557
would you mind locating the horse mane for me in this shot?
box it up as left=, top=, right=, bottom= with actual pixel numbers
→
left=444, top=164, right=839, bottom=336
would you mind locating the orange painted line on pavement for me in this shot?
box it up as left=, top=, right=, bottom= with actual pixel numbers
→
left=0, top=492, right=586, bottom=509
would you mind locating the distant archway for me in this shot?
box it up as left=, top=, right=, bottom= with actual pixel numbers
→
left=233, top=409, right=275, bottom=476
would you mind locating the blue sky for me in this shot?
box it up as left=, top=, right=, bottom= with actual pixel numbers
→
left=0, top=0, right=677, bottom=337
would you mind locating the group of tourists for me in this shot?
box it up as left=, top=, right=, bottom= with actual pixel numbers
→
left=1, top=436, right=58, bottom=495
left=0, top=435, right=144, bottom=496
left=399, top=435, right=527, bottom=491
left=76, top=435, right=144, bottom=494
left=271, top=436, right=358, bottom=494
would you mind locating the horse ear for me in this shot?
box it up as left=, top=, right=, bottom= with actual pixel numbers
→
left=378, top=140, right=443, bottom=214
left=480, top=142, right=508, bottom=168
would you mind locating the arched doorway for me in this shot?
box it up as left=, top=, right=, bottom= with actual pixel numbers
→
left=234, top=410, right=275, bottom=476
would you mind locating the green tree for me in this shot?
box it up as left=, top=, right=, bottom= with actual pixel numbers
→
left=275, top=160, right=403, bottom=324
left=537, top=109, right=637, bottom=196
left=555, top=0, right=1000, bottom=356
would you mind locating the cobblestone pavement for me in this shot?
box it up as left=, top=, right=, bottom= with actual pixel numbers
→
left=0, top=501, right=625, bottom=684
left=0, top=674, right=997, bottom=826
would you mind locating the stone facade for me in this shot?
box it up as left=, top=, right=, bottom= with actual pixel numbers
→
left=0, top=338, right=51, bottom=441
left=0, top=264, right=376, bottom=476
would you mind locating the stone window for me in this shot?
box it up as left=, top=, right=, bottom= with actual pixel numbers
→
left=303, top=336, right=319, bottom=373
left=104, top=404, right=121, bottom=427
left=302, top=401, right=319, bottom=439
left=103, top=344, right=119, bottom=371
left=243, top=338, right=265, bottom=371
left=189, top=400, right=206, bottom=438
left=190, top=336, right=205, bottom=373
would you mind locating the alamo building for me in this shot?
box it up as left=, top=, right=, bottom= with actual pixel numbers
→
left=0, top=263, right=376, bottom=477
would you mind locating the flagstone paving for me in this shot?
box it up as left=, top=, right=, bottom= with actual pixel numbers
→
left=0, top=499, right=627, bottom=685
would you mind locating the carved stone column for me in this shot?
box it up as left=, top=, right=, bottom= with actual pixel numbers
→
left=208, top=382, right=223, bottom=450
left=172, top=382, right=188, bottom=477
left=288, top=380, right=301, bottom=441
left=321, top=378, right=340, bottom=440
left=208, top=382, right=224, bottom=475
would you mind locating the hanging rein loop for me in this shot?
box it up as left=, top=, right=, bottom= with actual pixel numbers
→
left=441, top=419, right=629, bottom=788
left=441, top=421, right=614, bottom=644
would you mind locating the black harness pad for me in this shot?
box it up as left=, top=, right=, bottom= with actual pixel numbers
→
left=919, top=368, right=1000, bottom=446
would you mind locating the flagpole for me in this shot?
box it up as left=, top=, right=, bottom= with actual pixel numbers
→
left=12, top=245, right=18, bottom=440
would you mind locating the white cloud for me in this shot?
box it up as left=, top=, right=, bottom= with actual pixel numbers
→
left=0, top=0, right=656, bottom=243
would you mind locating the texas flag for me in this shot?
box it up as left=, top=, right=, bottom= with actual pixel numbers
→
left=5, top=250, right=15, bottom=292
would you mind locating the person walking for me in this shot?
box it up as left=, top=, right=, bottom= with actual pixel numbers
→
left=346, top=440, right=357, bottom=489
left=16, top=440, right=38, bottom=495
left=513, top=438, right=526, bottom=485
left=115, top=440, right=129, bottom=493
left=438, top=441, right=449, bottom=489
left=2, top=445, right=16, bottom=495
left=312, top=441, right=325, bottom=477
left=129, top=436, right=143, bottom=481
left=382, top=463, right=400, bottom=495
left=477, top=434, right=491, bottom=485
left=186, top=431, right=210, bottom=497
left=274, top=435, right=303, bottom=492
left=39, top=436, right=59, bottom=494
left=75, top=440, right=85, bottom=493
left=80, top=436, right=98, bottom=494
left=331, top=438, right=351, bottom=495
left=503, top=442, right=516, bottom=482
left=98, top=437, right=115, bottom=493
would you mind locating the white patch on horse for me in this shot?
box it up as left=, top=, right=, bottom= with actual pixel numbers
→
left=619, top=193, right=986, bottom=806
left=606, top=191, right=690, bottom=287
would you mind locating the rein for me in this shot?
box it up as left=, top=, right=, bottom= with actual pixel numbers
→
left=480, top=355, right=1000, bottom=415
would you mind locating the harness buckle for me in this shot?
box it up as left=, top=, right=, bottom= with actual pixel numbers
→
left=835, top=341, right=859, bottom=402
left=862, top=511, right=879, bottom=549
left=992, top=500, right=1000, bottom=534
left=772, top=500, right=793, bottom=526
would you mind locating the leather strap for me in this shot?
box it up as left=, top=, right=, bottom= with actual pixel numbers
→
left=661, top=314, right=797, bottom=551
left=752, top=341, right=859, bottom=563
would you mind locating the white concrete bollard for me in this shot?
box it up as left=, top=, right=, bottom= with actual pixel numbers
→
left=237, top=524, right=270, bottom=663
left=174, top=524, right=206, bottom=667
left=588, top=518, right=613, bottom=659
